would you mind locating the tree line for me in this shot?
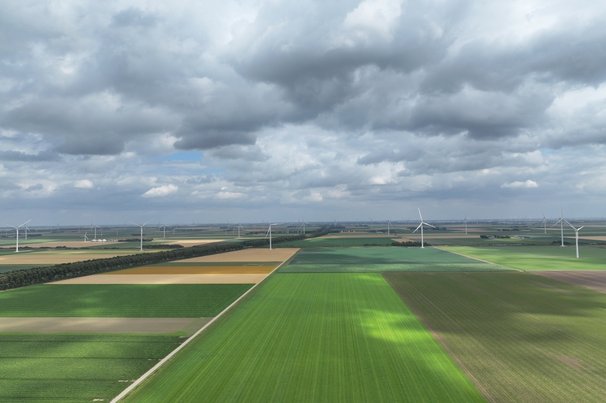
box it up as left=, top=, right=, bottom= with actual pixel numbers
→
left=0, top=228, right=330, bottom=291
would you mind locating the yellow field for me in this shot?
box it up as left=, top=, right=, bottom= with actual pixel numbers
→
left=22, top=240, right=119, bottom=248
left=161, top=239, right=224, bottom=247
left=179, top=248, right=299, bottom=263
left=113, top=265, right=275, bottom=275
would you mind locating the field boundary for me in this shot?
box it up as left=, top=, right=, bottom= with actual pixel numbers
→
left=434, top=246, right=521, bottom=272
left=110, top=249, right=299, bottom=402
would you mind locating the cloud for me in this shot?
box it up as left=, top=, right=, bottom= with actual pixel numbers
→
left=142, top=184, right=178, bottom=198
left=74, top=179, right=94, bottom=189
left=501, top=180, right=539, bottom=189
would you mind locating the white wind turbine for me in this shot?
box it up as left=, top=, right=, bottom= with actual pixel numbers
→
left=413, top=209, right=435, bottom=248
left=552, top=209, right=568, bottom=247
left=84, top=232, right=89, bottom=242
left=567, top=222, right=585, bottom=259
left=387, top=220, right=391, bottom=236
left=464, top=216, right=468, bottom=235
left=265, top=224, right=276, bottom=250
left=9, top=219, right=31, bottom=253
left=133, top=222, right=148, bottom=251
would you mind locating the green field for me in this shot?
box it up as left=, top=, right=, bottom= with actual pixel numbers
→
left=0, top=284, right=251, bottom=317
left=385, top=272, right=606, bottom=402
left=125, top=273, right=483, bottom=402
left=280, top=246, right=506, bottom=272
left=0, top=334, right=181, bottom=402
left=443, top=245, right=606, bottom=270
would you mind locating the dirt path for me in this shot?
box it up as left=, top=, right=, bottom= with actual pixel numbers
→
left=0, top=317, right=210, bottom=335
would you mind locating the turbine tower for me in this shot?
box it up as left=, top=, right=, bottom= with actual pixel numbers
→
left=553, top=209, right=567, bottom=247
left=413, top=209, right=435, bottom=248
left=265, top=224, right=276, bottom=250
left=567, top=222, right=585, bottom=259
left=387, top=220, right=391, bottom=236
left=10, top=219, right=31, bottom=253
left=133, top=222, right=147, bottom=251
left=464, top=216, right=468, bottom=235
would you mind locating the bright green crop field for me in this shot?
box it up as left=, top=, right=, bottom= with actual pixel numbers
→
left=125, top=273, right=483, bottom=402
left=280, top=246, right=506, bottom=272
left=0, top=334, right=181, bottom=402
left=385, top=272, right=606, bottom=402
left=442, top=245, right=606, bottom=271
left=0, top=284, right=250, bottom=317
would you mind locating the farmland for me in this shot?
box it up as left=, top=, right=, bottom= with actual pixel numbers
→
left=125, top=273, right=483, bottom=402
left=280, top=246, right=507, bottom=272
left=0, top=334, right=181, bottom=402
left=0, top=284, right=251, bottom=317
left=442, top=245, right=606, bottom=271
left=385, top=272, right=606, bottom=402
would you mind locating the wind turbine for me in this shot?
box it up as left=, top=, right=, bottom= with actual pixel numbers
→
left=413, top=209, right=435, bottom=248
left=133, top=222, right=148, bottom=251
left=9, top=219, right=31, bottom=253
left=542, top=215, right=547, bottom=235
left=387, top=220, right=391, bottom=236
left=552, top=209, right=567, bottom=247
left=84, top=232, right=89, bottom=242
left=464, top=216, right=468, bottom=235
left=265, top=224, right=276, bottom=250
left=567, top=222, right=584, bottom=259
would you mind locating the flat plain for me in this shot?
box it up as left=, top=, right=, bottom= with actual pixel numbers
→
left=125, top=273, right=483, bottom=402
left=385, top=271, right=606, bottom=402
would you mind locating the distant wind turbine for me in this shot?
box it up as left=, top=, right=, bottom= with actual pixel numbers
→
left=133, top=222, right=148, bottom=251
left=9, top=219, right=31, bottom=253
left=387, top=220, right=391, bottom=236
left=413, top=209, right=435, bottom=248
left=567, top=222, right=585, bottom=259
left=265, top=224, right=276, bottom=250
left=464, top=216, right=468, bottom=235
left=552, top=209, right=568, bottom=247
left=84, top=232, right=88, bottom=242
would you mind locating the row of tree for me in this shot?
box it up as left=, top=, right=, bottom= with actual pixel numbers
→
left=0, top=228, right=330, bottom=290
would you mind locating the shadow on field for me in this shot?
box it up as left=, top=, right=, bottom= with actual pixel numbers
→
left=384, top=271, right=606, bottom=402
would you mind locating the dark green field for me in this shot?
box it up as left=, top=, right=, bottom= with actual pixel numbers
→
left=125, top=273, right=483, bottom=402
left=0, top=284, right=251, bottom=317
left=443, top=245, right=606, bottom=270
left=280, top=246, right=506, bottom=272
left=277, top=236, right=395, bottom=248
left=0, top=334, right=181, bottom=402
left=385, top=272, right=606, bottom=402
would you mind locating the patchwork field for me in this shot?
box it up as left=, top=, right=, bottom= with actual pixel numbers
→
left=385, top=272, right=606, bottom=402
left=280, top=246, right=507, bottom=272
left=278, top=236, right=395, bottom=248
left=54, top=273, right=268, bottom=284
left=161, top=239, right=223, bottom=247
left=124, top=273, right=483, bottom=402
left=0, top=284, right=251, bottom=317
left=0, top=334, right=181, bottom=402
left=442, top=245, right=606, bottom=271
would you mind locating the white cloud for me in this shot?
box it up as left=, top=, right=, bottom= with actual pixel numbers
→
left=501, top=179, right=539, bottom=189
left=74, top=179, right=94, bottom=189
left=142, top=184, right=178, bottom=198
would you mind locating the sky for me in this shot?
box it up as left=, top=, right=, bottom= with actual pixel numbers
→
left=1, top=0, right=606, bottom=225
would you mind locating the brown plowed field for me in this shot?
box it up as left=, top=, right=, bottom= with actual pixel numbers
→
left=112, top=265, right=275, bottom=275
left=0, top=317, right=209, bottom=334
left=163, top=239, right=223, bottom=246
left=535, top=271, right=606, bottom=293
left=51, top=273, right=266, bottom=285
left=179, top=248, right=299, bottom=263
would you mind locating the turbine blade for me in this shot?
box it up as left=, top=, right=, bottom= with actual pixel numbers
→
left=418, top=208, right=423, bottom=221
left=413, top=223, right=422, bottom=233
left=425, top=222, right=436, bottom=229
left=577, top=226, right=585, bottom=231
